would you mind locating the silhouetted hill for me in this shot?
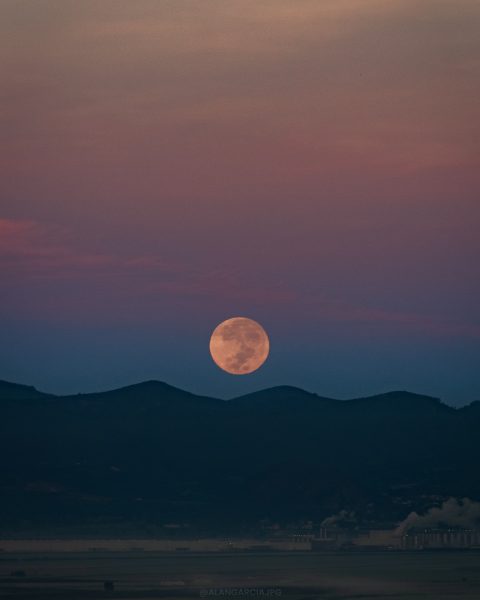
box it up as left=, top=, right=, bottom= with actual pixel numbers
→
left=60, top=380, right=224, bottom=415
left=230, top=385, right=336, bottom=413
left=1, top=380, right=479, bottom=535
left=459, top=399, right=480, bottom=417
left=348, top=390, right=452, bottom=412
left=0, top=380, right=51, bottom=401
left=70, top=380, right=218, bottom=403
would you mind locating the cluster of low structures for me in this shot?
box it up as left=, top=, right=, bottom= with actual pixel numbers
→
left=310, top=527, right=480, bottom=551
left=1, top=527, right=480, bottom=553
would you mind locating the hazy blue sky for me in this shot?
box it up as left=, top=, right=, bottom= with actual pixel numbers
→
left=1, top=1, right=479, bottom=404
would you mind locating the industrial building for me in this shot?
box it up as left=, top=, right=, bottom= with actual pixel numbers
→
left=401, top=529, right=480, bottom=550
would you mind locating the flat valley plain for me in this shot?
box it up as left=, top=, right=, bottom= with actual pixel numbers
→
left=1, top=550, right=480, bottom=599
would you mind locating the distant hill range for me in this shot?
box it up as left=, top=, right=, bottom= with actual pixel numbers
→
left=1, top=379, right=479, bottom=535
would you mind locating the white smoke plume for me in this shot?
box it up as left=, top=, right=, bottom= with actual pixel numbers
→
left=321, top=509, right=357, bottom=528
left=395, top=497, right=480, bottom=536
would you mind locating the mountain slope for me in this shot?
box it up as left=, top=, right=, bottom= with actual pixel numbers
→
left=0, top=380, right=478, bottom=534
left=0, top=380, right=52, bottom=401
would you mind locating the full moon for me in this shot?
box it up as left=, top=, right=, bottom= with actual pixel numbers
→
left=209, top=317, right=270, bottom=375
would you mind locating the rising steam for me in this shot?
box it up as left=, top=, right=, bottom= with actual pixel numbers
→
left=321, top=509, right=357, bottom=528
left=395, top=497, right=480, bottom=536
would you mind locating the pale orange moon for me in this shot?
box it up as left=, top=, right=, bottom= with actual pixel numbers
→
left=209, top=317, right=270, bottom=375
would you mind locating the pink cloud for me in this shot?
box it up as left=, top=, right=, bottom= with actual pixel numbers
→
left=1, top=217, right=478, bottom=338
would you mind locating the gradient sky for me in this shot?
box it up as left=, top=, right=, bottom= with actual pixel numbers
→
left=1, top=0, right=479, bottom=404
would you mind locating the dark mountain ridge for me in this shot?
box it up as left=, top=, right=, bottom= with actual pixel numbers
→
left=0, top=380, right=51, bottom=401
left=1, top=379, right=478, bottom=535
left=0, top=378, right=469, bottom=408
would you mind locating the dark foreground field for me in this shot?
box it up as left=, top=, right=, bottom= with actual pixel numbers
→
left=1, top=551, right=480, bottom=600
